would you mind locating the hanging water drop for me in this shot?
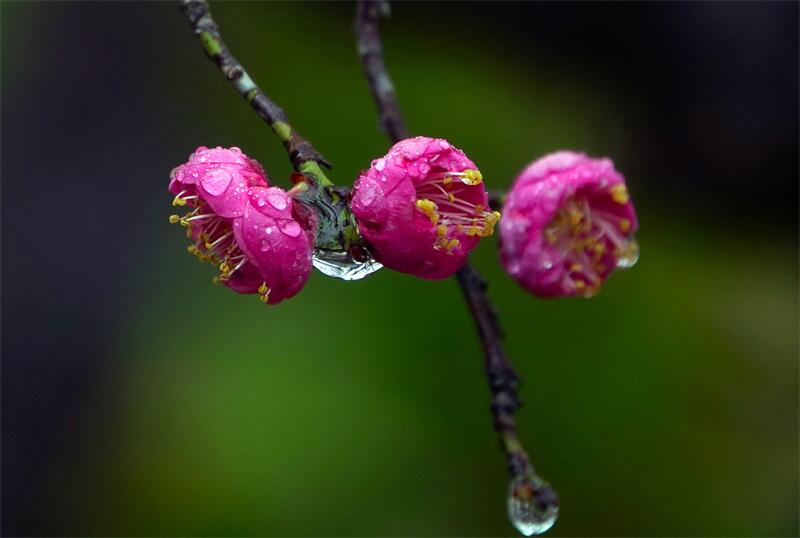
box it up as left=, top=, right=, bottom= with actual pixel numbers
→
left=507, top=473, right=559, bottom=536
left=616, top=238, right=639, bottom=269
left=312, top=248, right=383, bottom=281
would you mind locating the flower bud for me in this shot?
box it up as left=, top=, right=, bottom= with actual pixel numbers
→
left=351, top=136, right=499, bottom=279
left=169, top=146, right=315, bottom=304
left=499, top=151, right=639, bottom=298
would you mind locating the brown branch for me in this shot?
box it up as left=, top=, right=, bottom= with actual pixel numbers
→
left=353, top=1, right=558, bottom=532
left=354, top=0, right=408, bottom=141
left=179, top=0, right=381, bottom=271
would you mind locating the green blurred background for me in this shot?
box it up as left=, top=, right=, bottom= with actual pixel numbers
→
left=2, top=2, right=798, bottom=536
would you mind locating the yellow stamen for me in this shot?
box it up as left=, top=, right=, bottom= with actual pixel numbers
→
left=460, top=169, right=483, bottom=185
left=416, top=198, right=440, bottom=224
left=259, top=284, right=271, bottom=303
left=169, top=214, right=181, bottom=224
left=610, top=184, right=629, bottom=204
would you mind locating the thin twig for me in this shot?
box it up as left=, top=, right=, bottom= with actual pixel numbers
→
left=180, top=0, right=378, bottom=264
left=179, top=0, right=332, bottom=182
left=354, top=0, right=408, bottom=141
left=353, top=0, right=557, bottom=522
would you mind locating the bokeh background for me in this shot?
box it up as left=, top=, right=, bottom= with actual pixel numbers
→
left=2, top=2, right=798, bottom=536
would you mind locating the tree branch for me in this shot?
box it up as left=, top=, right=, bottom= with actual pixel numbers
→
left=353, top=1, right=558, bottom=527
left=354, top=0, right=408, bottom=142
left=179, top=0, right=332, bottom=182
left=180, top=0, right=382, bottom=265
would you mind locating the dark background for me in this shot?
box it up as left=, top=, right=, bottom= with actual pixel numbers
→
left=2, top=2, right=798, bottom=536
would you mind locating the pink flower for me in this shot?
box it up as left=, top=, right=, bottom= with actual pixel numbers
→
left=499, top=151, right=639, bottom=298
left=169, top=146, right=315, bottom=304
left=351, top=136, right=500, bottom=279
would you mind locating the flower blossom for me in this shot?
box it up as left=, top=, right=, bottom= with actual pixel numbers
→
left=499, top=151, right=639, bottom=298
left=169, top=146, right=315, bottom=304
left=351, top=136, right=500, bottom=279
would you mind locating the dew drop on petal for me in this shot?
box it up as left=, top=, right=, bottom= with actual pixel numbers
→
left=278, top=220, right=302, bottom=237
left=267, top=192, right=288, bottom=211
left=357, top=181, right=381, bottom=208
left=260, top=240, right=271, bottom=252
left=201, top=169, right=232, bottom=196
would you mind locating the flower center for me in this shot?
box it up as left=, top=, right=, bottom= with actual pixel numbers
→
left=170, top=195, right=270, bottom=302
left=414, top=169, right=501, bottom=253
left=544, top=188, right=638, bottom=296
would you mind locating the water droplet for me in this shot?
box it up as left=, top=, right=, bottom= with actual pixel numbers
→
left=374, top=158, right=386, bottom=171
left=200, top=169, right=232, bottom=196
left=278, top=220, right=302, bottom=237
left=507, top=474, right=559, bottom=536
left=312, top=248, right=383, bottom=281
left=267, top=192, right=288, bottom=211
left=616, top=238, right=640, bottom=269
left=265, top=226, right=274, bottom=234
left=438, top=140, right=450, bottom=150
left=356, top=182, right=381, bottom=208
left=260, top=241, right=271, bottom=252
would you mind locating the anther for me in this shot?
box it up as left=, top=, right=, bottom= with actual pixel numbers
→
left=459, top=169, right=483, bottom=185
left=610, top=184, right=629, bottom=204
